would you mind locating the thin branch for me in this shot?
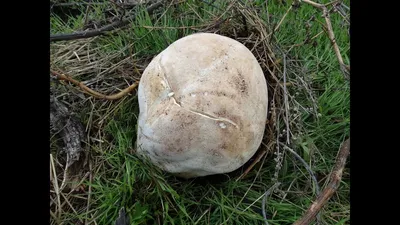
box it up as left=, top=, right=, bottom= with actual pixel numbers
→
left=293, top=138, right=350, bottom=225
left=51, top=17, right=128, bottom=42
left=50, top=70, right=139, bottom=100
left=50, top=1, right=152, bottom=8
left=50, top=1, right=164, bottom=42
left=50, top=2, right=108, bottom=7
left=321, top=6, right=349, bottom=77
left=301, top=0, right=323, bottom=8
left=296, top=0, right=350, bottom=78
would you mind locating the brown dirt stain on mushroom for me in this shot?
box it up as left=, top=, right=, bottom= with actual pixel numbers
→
left=215, top=127, right=242, bottom=158
left=231, top=69, right=249, bottom=96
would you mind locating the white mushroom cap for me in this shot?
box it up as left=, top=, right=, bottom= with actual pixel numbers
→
left=136, top=33, right=268, bottom=178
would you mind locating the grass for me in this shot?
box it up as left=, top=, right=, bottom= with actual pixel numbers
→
left=50, top=0, right=350, bottom=224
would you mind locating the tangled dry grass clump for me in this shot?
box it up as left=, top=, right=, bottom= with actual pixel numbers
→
left=50, top=0, right=349, bottom=224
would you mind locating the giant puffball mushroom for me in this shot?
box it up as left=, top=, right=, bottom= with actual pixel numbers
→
left=136, top=33, right=268, bottom=178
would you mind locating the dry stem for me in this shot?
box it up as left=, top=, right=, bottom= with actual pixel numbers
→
left=293, top=138, right=350, bottom=225
left=50, top=1, right=164, bottom=42
left=299, top=0, right=350, bottom=78
left=50, top=70, right=139, bottom=100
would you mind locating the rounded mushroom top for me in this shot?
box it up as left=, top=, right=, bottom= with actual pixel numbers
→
left=136, top=33, right=268, bottom=178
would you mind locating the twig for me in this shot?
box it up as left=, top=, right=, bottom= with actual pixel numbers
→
left=50, top=1, right=164, bottom=42
left=50, top=2, right=108, bottom=7
left=297, top=0, right=350, bottom=78
left=321, top=6, right=349, bottom=77
left=301, top=0, right=323, bottom=8
left=50, top=1, right=149, bottom=8
left=50, top=70, right=139, bottom=100
left=51, top=17, right=128, bottom=42
left=293, top=138, right=350, bottom=225
left=262, top=182, right=281, bottom=225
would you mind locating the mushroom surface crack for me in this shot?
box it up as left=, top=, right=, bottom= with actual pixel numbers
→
left=159, top=54, right=238, bottom=129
